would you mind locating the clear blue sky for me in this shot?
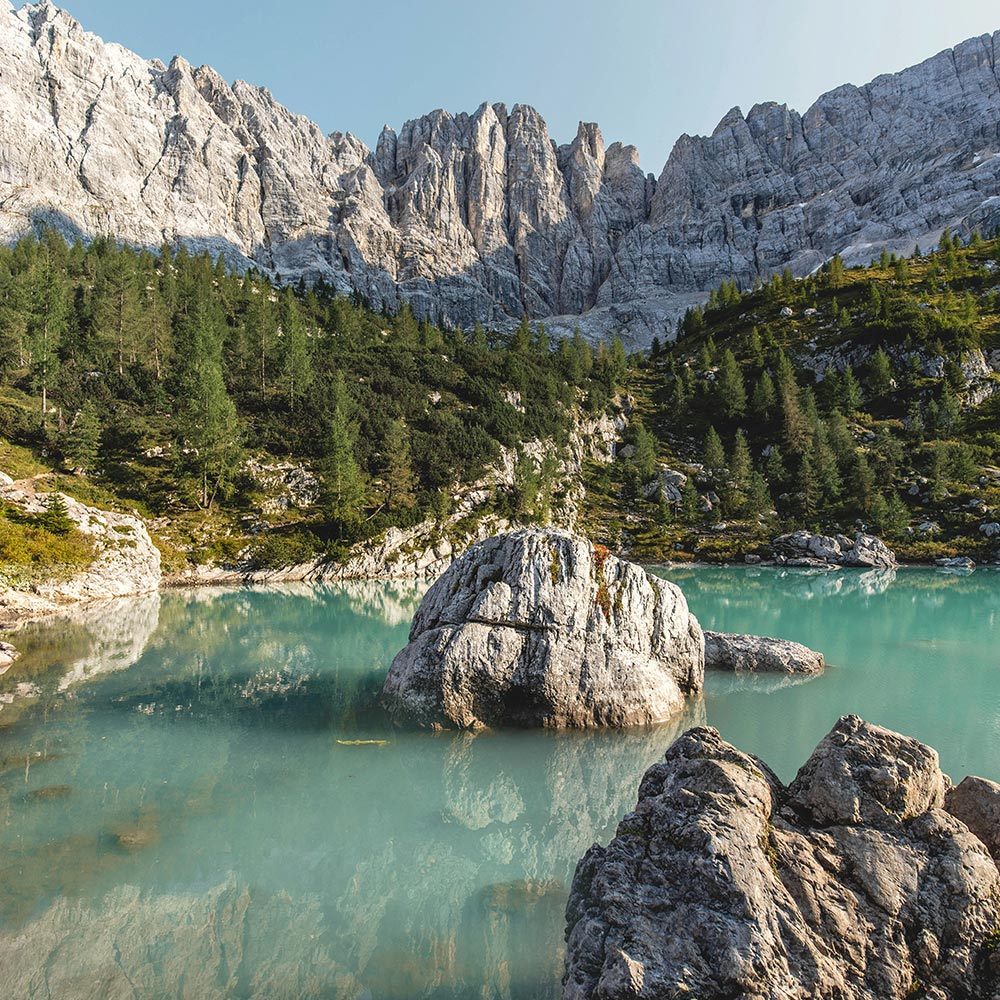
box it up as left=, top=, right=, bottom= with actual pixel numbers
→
left=41, top=1, right=1000, bottom=173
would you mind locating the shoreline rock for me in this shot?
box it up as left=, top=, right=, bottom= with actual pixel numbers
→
left=564, top=716, right=1000, bottom=999
left=382, top=528, right=705, bottom=729
left=703, top=631, right=825, bottom=675
left=0, top=475, right=161, bottom=626
left=772, top=530, right=897, bottom=569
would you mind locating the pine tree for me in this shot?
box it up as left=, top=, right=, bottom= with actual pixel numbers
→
left=680, top=476, right=700, bottom=524
left=781, top=383, right=811, bottom=455
left=629, top=418, right=659, bottom=482
left=64, top=401, right=102, bottom=473
left=322, top=406, right=367, bottom=532
left=174, top=290, right=242, bottom=508
left=27, top=244, right=67, bottom=425
left=813, top=425, right=843, bottom=502
left=510, top=451, right=540, bottom=518
left=866, top=348, right=893, bottom=399
left=828, top=253, right=845, bottom=289
left=750, top=372, right=777, bottom=421
left=94, top=248, right=139, bottom=375
left=841, top=365, right=863, bottom=411
left=717, top=349, right=747, bottom=419
left=850, top=453, right=876, bottom=513
left=278, top=289, right=313, bottom=411
left=764, top=445, right=788, bottom=489
left=883, top=492, right=909, bottom=538
left=746, top=471, right=772, bottom=520
left=381, top=418, right=417, bottom=511
left=703, top=426, right=726, bottom=478
left=797, top=452, right=820, bottom=520
left=729, top=430, right=753, bottom=486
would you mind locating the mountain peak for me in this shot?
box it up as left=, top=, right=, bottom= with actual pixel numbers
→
left=0, top=5, right=998, bottom=345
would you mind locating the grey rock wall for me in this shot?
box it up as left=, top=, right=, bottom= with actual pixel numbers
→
left=3, top=4, right=999, bottom=344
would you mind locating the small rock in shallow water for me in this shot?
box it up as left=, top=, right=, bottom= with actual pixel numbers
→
left=704, top=631, right=825, bottom=675
left=23, top=784, right=73, bottom=803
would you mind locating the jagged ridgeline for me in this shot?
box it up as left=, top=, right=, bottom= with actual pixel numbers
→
left=588, top=231, right=1000, bottom=563
left=3, top=3, right=1000, bottom=344
left=0, top=230, right=626, bottom=569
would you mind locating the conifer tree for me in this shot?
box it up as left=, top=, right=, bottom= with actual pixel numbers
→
left=828, top=253, right=845, bottom=289
left=703, top=426, right=726, bottom=478
left=64, top=401, right=102, bottom=473
left=750, top=372, right=777, bottom=422
left=278, top=289, right=312, bottom=411
left=381, top=418, right=417, bottom=511
left=323, top=405, right=367, bottom=532
left=746, top=471, right=772, bottom=520
left=866, top=348, right=893, bottom=399
left=717, top=348, right=747, bottom=419
left=174, top=289, right=241, bottom=508
left=28, top=243, right=67, bottom=425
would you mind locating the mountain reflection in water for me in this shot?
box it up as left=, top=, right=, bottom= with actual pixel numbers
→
left=0, top=567, right=998, bottom=998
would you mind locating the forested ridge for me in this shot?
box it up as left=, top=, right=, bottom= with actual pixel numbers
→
left=3, top=228, right=1000, bottom=578
left=0, top=230, right=623, bottom=574
left=583, top=231, right=1000, bottom=563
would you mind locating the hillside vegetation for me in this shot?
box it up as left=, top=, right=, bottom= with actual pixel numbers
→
left=3, top=229, right=1000, bottom=576
left=585, top=231, right=1000, bottom=563
left=0, top=231, right=623, bottom=576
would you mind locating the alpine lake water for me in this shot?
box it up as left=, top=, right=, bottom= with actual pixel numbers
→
left=0, top=566, right=998, bottom=999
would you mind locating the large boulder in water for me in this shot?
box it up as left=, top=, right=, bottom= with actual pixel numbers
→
left=381, top=529, right=704, bottom=729
left=564, top=715, right=1000, bottom=999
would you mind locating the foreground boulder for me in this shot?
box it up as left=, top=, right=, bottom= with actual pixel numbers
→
left=772, top=530, right=897, bottom=569
left=704, top=631, right=825, bottom=675
left=564, top=716, right=1000, bottom=999
left=381, top=529, right=704, bottom=729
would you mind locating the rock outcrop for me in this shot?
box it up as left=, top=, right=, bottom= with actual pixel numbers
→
left=0, top=640, right=18, bottom=672
left=0, top=474, right=161, bottom=622
left=3, top=4, right=1000, bottom=343
left=772, top=530, right=897, bottom=569
left=381, top=529, right=704, bottom=729
left=564, top=716, right=1000, bottom=1000
left=947, top=776, right=1000, bottom=861
left=704, top=631, right=825, bottom=675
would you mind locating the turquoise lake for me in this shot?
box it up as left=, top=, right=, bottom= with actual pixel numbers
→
left=0, top=567, right=998, bottom=998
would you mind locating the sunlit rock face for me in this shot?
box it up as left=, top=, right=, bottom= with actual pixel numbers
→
left=564, top=716, right=1000, bottom=1000
left=382, top=529, right=704, bottom=729
left=3, top=4, right=1000, bottom=343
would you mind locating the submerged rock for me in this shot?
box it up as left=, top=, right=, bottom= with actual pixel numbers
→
left=772, top=530, right=897, bottom=569
left=564, top=716, right=1000, bottom=1000
left=703, top=631, right=825, bottom=675
left=381, top=528, right=704, bottom=729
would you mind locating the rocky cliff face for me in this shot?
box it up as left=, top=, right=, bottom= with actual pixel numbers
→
left=3, top=3, right=1000, bottom=343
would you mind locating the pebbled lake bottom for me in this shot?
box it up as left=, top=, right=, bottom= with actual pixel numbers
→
left=0, top=566, right=998, bottom=999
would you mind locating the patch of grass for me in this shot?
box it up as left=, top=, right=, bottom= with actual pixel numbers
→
left=0, top=505, right=97, bottom=584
